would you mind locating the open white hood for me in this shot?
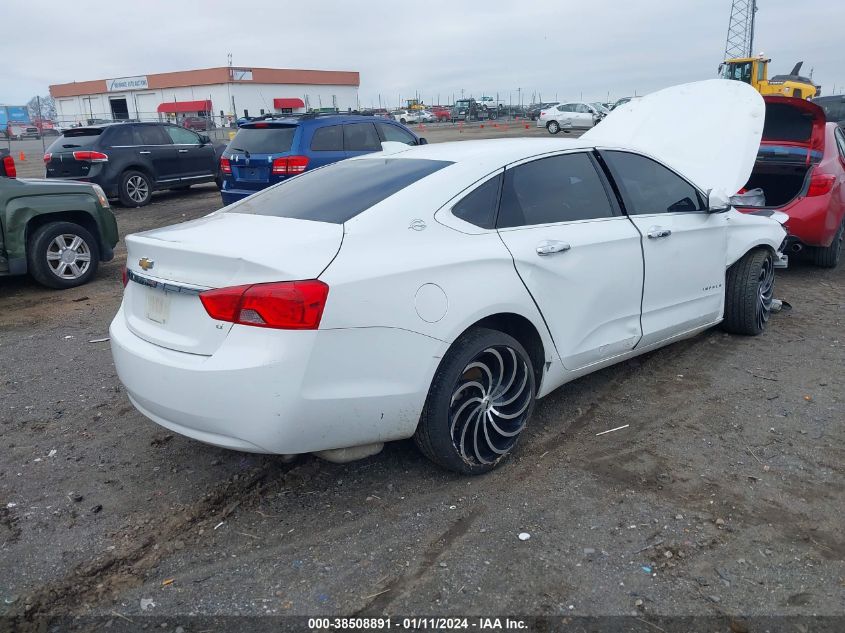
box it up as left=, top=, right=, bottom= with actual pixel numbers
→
left=584, top=79, right=765, bottom=196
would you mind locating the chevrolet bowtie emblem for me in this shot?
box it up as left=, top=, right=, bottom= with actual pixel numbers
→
left=138, top=258, right=155, bottom=271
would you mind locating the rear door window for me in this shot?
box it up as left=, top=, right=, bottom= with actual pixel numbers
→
left=134, top=125, right=171, bottom=146
left=497, top=153, right=615, bottom=228
left=230, top=158, right=452, bottom=223
left=601, top=151, right=704, bottom=214
left=229, top=126, right=296, bottom=154
left=343, top=123, right=381, bottom=151
left=376, top=122, right=416, bottom=145
left=310, top=125, right=343, bottom=151
left=105, top=125, right=135, bottom=146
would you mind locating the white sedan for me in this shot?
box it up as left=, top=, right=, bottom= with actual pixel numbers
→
left=111, top=80, right=786, bottom=475
left=538, top=102, right=604, bottom=134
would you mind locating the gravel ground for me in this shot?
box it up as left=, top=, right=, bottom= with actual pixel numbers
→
left=1, top=124, right=843, bottom=629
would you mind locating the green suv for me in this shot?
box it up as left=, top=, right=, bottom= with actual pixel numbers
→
left=1, top=150, right=118, bottom=289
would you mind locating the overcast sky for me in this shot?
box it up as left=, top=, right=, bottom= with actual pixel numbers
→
left=2, top=0, right=843, bottom=107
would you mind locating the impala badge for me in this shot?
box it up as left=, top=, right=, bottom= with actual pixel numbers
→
left=139, top=258, right=155, bottom=271
left=409, top=219, right=426, bottom=231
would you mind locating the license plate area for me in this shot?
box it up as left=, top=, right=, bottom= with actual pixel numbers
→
left=145, top=289, right=171, bottom=324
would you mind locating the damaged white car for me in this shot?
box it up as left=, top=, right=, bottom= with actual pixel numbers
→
left=111, top=80, right=787, bottom=475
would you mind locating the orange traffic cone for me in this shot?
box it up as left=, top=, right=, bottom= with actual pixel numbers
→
left=524, top=124, right=529, bottom=129
left=19, top=151, right=26, bottom=161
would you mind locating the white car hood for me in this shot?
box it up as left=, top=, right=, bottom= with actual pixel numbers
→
left=584, top=79, right=765, bottom=196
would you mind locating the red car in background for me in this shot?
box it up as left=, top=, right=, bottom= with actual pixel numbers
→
left=430, top=107, right=451, bottom=122
left=737, top=97, right=845, bottom=267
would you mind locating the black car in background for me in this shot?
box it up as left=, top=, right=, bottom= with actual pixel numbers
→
left=812, top=95, right=845, bottom=124
left=45, top=122, right=225, bottom=207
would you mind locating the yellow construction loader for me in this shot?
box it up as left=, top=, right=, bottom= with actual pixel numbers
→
left=720, top=56, right=819, bottom=99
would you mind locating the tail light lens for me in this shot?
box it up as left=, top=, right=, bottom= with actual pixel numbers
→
left=220, top=157, right=232, bottom=174
left=199, top=280, right=329, bottom=330
left=72, top=150, right=109, bottom=162
left=121, top=266, right=128, bottom=287
left=807, top=173, right=836, bottom=197
left=271, top=155, right=309, bottom=175
left=2, top=155, right=16, bottom=178
left=43, top=152, right=52, bottom=163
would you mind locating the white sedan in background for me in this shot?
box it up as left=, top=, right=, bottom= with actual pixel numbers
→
left=111, top=80, right=786, bottom=475
left=538, top=101, right=604, bottom=134
left=391, top=109, right=422, bottom=124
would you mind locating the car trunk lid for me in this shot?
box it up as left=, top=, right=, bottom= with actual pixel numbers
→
left=584, top=79, right=765, bottom=196
left=757, top=96, right=826, bottom=164
left=226, top=124, right=297, bottom=192
left=122, top=212, right=343, bottom=355
left=45, top=128, right=105, bottom=178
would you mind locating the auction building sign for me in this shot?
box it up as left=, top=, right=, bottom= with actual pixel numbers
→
left=106, top=76, right=149, bottom=92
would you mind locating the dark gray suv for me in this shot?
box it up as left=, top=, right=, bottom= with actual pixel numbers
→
left=45, top=122, right=226, bottom=207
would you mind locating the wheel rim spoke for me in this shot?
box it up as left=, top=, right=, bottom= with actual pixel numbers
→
left=447, top=344, right=533, bottom=467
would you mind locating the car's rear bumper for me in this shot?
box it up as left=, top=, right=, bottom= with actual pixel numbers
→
left=737, top=194, right=838, bottom=248
left=220, top=189, right=257, bottom=205
left=110, top=305, right=446, bottom=455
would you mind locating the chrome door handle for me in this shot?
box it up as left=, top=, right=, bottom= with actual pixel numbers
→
left=138, top=150, right=151, bottom=155
left=178, top=149, right=189, bottom=153
left=536, top=240, right=571, bottom=256
left=647, top=227, right=672, bottom=239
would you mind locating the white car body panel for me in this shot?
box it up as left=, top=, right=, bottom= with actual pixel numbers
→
left=584, top=79, right=765, bottom=196
left=111, top=81, right=787, bottom=459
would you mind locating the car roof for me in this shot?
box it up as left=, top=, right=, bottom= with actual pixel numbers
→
left=241, top=114, right=403, bottom=128
left=360, top=138, right=596, bottom=170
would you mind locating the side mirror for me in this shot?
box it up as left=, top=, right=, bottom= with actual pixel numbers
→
left=707, top=188, right=732, bottom=213
left=199, top=134, right=211, bottom=145
left=418, top=137, right=428, bottom=145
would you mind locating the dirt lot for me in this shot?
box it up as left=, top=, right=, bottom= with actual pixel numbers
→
left=1, top=123, right=843, bottom=629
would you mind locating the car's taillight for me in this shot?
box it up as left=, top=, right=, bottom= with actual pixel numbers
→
left=807, top=173, right=836, bottom=197
left=72, top=150, right=109, bottom=162
left=220, top=157, right=232, bottom=174
left=121, top=266, right=128, bottom=287
left=199, top=280, right=329, bottom=330
left=271, top=155, right=309, bottom=175
left=2, top=155, right=16, bottom=178
left=43, top=152, right=52, bottom=163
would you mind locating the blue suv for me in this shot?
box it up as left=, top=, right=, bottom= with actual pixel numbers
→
left=219, top=115, right=425, bottom=205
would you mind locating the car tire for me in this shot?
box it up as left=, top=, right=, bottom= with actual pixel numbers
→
left=414, top=327, right=536, bottom=475
left=27, top=221, right=100, bottom=289
left=118, top=170, right=153, bottom=207
left=722, top=248, right=774, bottom=336
left=399, top=118, right=407, bottom=124
left=546, top=121, right=560, bottom=134
left=811, top=219, right=843, bottom=268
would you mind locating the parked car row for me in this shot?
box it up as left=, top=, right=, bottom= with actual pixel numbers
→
left=110, top=80, right=800, bottom=475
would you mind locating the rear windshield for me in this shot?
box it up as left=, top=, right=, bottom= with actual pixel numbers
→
left=47, top=128, right=103, bottom=151
left=228, top=126, right=296, bottom=154
left=229, top=158, right=452, bottom=223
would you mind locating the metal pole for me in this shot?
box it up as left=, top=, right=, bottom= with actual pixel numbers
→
left=37, top=96, right=46, bottom=156
left=748, top=0, right=757, bottom=57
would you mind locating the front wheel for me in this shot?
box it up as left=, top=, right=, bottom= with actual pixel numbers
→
left=811, top=219, right=843, bottom=268
left=546, top=121, right=560, bottom=134
left=722, top=248, right=775, bottom=336
left=414, top=327, right=536, bottom=475
left=27, top=221, right=100, bottom=289
left=118, top=170, right=153, bottom=207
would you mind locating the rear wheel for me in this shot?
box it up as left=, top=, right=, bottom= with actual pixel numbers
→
left=27, top=221, right=99, bottom=289
left=722, top=248, right=774, bottom=336
left=811, top=219, right=843, bottom=268
left=118, top=170, right=152, bottom=207
left=414, top=328, right=536, bottom=475
left=546, top=121, right=560, bottom=134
